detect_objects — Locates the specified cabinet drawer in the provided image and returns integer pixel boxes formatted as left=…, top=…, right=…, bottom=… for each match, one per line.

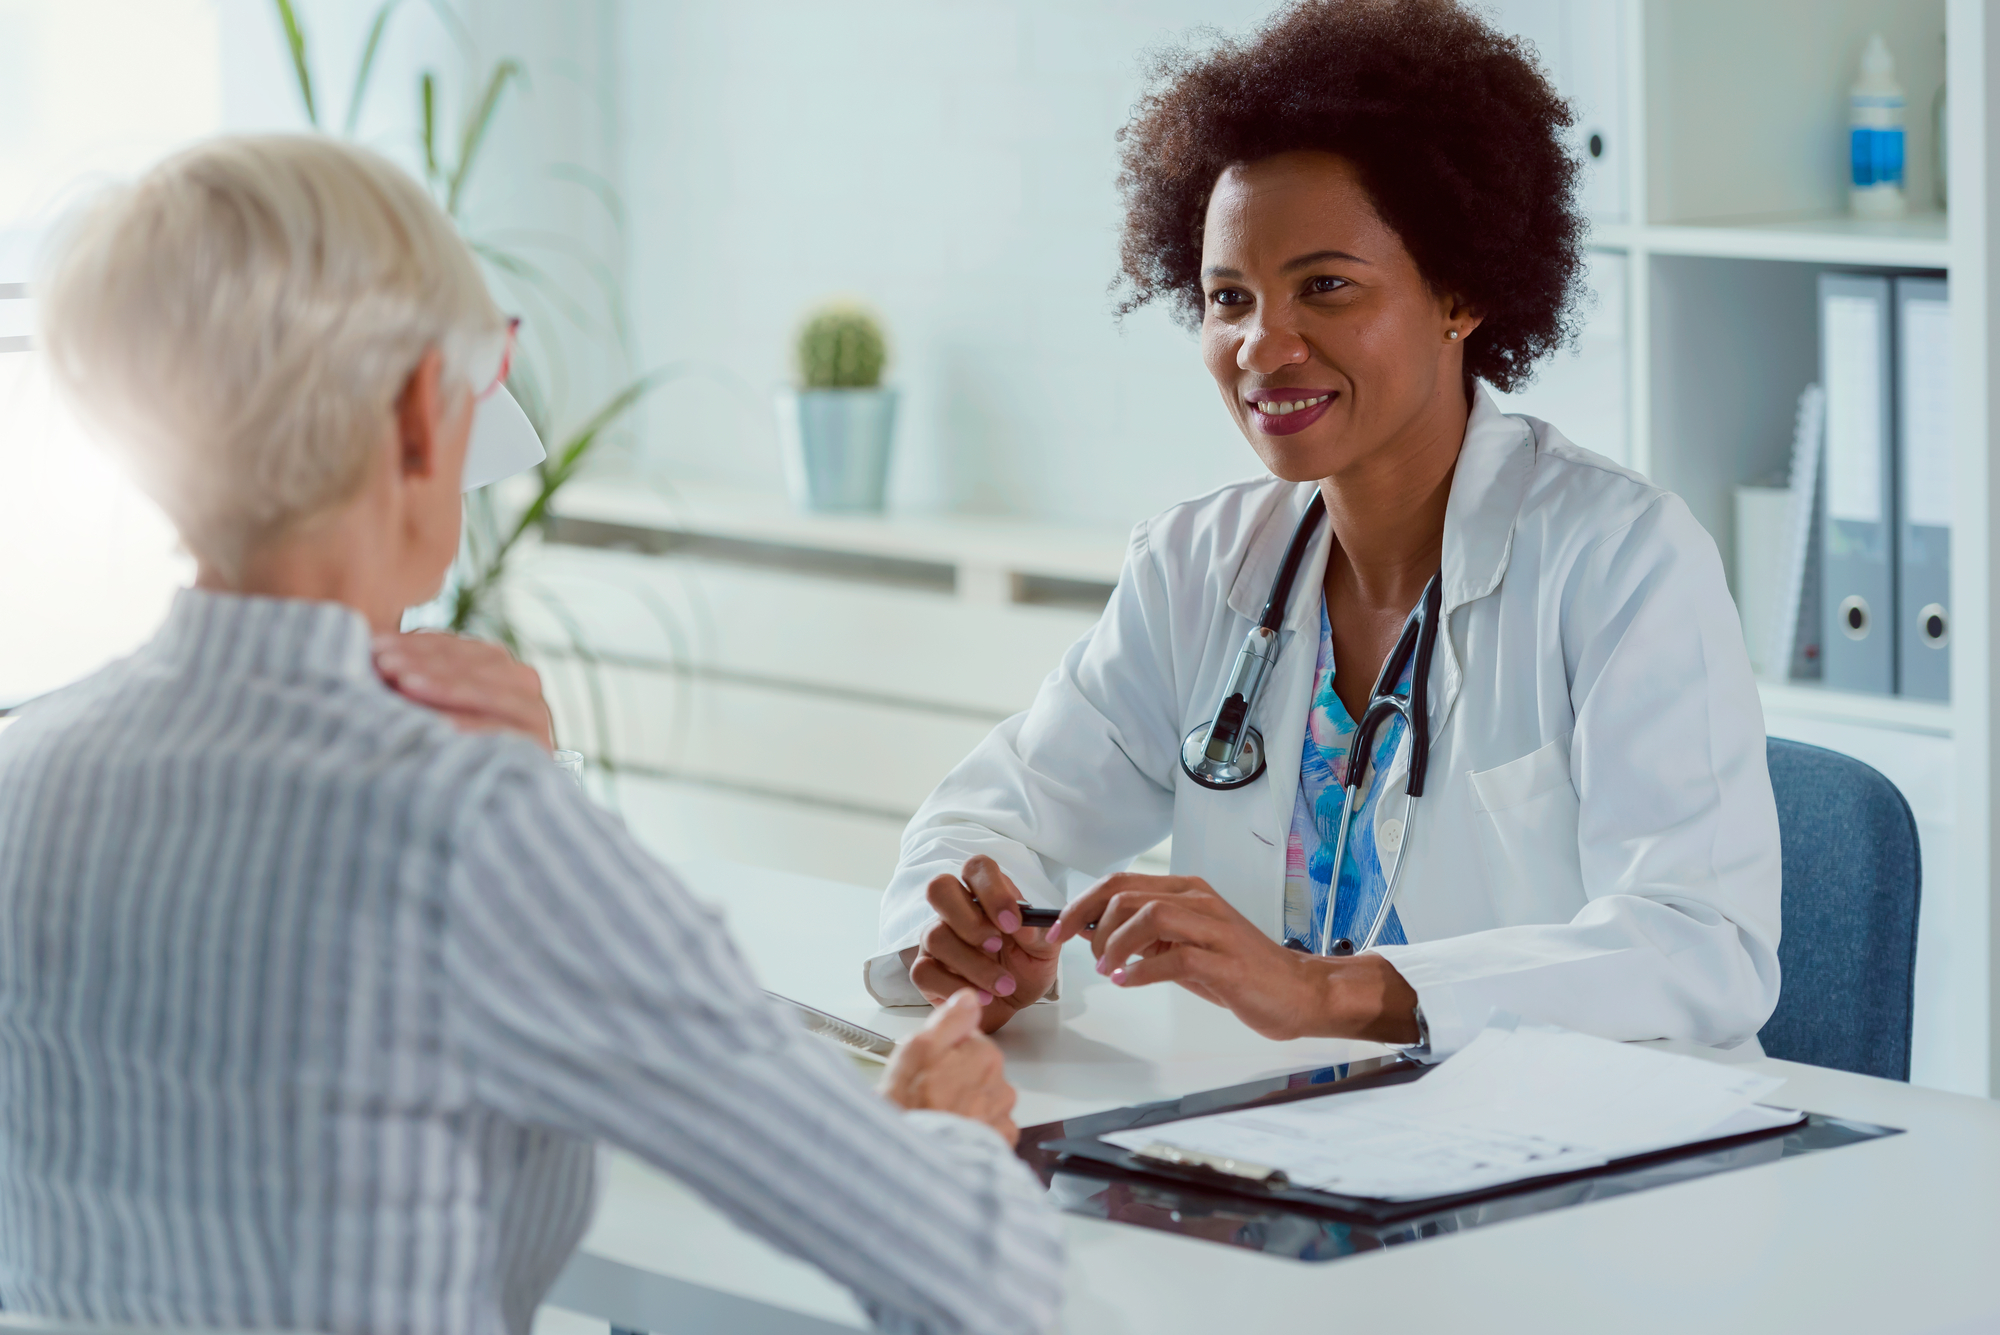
left=506, top=542, right=1101, bottom=717
left=611, top=770, right=911, bottom=892
left=535, top=656, right=1000, bottom=815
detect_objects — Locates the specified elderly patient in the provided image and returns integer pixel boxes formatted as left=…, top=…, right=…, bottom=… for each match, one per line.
left=0, top=135, right=1061, bottom=1335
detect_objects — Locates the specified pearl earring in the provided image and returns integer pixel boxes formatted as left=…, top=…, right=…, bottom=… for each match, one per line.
left=1447, top=329, right=1460, bottom=341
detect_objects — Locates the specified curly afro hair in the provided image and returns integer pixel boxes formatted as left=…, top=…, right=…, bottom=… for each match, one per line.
left=1116, top=0, right=1585, bottom=392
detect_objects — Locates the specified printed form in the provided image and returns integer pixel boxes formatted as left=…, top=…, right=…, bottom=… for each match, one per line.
left=1102, top=1022, right=1799, bottom=1202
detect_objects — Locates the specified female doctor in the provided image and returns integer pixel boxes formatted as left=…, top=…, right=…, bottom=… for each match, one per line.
left=867, top=0, right=1782, bottom=1058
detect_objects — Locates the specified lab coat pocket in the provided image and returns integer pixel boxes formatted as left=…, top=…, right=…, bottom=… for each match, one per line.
left=1466, top=736, right=1586, bottom=915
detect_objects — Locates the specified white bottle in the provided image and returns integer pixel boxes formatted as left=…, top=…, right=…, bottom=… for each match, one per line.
left=1850, top=33, right=1906, bottom=218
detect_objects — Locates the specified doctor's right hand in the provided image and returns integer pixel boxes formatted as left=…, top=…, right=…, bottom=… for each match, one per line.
left=910, top=856, right=1061, bottom=1034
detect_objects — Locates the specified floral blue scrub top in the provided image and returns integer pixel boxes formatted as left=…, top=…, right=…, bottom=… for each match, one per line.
left=1282, top=599, right=1413, bottom=952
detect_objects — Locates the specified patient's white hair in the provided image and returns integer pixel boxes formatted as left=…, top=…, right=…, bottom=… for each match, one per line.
left=39, top=134, right=504, bottom=581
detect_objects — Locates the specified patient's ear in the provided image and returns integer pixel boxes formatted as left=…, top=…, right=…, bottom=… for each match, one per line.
left=395, top=349, right=449, bottom=480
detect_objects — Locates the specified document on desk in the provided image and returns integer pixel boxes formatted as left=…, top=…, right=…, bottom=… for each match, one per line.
left=1100, top=1022, right=1799, bottom=1202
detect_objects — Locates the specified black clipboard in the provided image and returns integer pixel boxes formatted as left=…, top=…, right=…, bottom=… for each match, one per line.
left=1022, top=1056, right=1900, bottom=1233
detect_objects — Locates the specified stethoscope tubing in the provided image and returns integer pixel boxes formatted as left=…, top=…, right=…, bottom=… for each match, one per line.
left=1177, top=491, right=1445, bottom=959
left=1311, top=574, right=1443, bottom=957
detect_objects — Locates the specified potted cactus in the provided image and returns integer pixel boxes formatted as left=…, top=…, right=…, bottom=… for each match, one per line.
left=775, top=302, right=898, bottom=512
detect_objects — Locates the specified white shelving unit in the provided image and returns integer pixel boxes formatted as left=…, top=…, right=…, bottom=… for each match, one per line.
left=1567, top=0, right=1994, bottom=1095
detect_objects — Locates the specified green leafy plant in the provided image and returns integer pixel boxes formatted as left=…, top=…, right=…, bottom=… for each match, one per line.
left=272, top=0, right=685, bottom=778
left=797, top=303, right=888, bottom=389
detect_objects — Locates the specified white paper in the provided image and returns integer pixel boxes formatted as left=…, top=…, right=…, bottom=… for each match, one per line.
left=1768, top=383, right=1825, bottom=680
left=1103, top=1023, right=1793, bottom=1203
left=1823, top=293, right=1885, bottom=524
left=1901, top=295, right=1952, bottom=530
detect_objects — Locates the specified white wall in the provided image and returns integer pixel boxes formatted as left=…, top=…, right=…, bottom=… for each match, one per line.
left=618, top=0, right=1273, bottom=532
left=615, top=0, right=1634, bottom=529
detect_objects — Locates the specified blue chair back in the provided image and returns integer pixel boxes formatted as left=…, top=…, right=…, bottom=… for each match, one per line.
left=1760, top=737, right=1921, bottom=1081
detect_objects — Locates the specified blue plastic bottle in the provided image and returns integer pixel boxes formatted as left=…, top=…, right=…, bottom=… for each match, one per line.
left=1851, top=33, right=1907, bottom=218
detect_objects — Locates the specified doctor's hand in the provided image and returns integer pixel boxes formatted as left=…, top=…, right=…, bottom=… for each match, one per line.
left=372, top=631, right=555, bottom=753
left=878, top=988, right=1020, bottom=1145
left=1051, top=873, right=1420, bottom=1045
left=909, top=856, right=1062, bottom=1034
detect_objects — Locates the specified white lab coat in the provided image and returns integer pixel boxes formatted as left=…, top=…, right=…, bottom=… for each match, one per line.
left=869, top=388, right=1782, bottom=1057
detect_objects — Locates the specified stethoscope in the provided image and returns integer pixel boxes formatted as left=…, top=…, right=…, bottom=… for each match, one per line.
left=1178, top=492, right=1444, bottom=958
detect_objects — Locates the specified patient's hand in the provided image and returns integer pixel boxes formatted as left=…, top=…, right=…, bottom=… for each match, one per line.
left=910, top=856, right=1061, bottom=1034
left=372, top=632, right=555, bottom=753
left=879, top=989, right=1019, bottom=1145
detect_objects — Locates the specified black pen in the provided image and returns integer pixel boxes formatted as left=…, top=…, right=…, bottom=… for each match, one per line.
left=969, top=894, right=1094, bottom=931
left=1015, top=903, right=1096, bottom=931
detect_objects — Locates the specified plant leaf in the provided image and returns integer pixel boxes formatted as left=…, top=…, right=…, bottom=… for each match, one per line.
left=343, top=0, right=405, bottom=136
left=446, top=59, right=524, bottom=217
left=271, top=0, right=318, bottom=127
left=468, top=238, right=599, bottom=336
left=547, top=163, right=628, bottom=236
left=420, top=71, right=439, bottom=184
left=475, top=227, right=630, bottom=342
left=457, top=366, right=685, bottom=621
left=521, top=579, right=618, bottom=783
left=421, top=0, right=476, bottom=64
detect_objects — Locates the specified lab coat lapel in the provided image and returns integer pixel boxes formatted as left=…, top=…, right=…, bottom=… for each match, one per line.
left=1431, top=390, right=1537, bottom=737
left=1223, top=481, right=1323, bottom=625
left=1197, top=481, right=1325, bottom=941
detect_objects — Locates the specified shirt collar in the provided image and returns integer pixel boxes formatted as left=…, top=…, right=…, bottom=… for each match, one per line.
left=1225, top=384, right=1536, bottom=626
left=146, top=588, right=378, bottom=685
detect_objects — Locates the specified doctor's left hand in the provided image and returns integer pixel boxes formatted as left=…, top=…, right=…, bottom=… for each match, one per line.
left=1051, top=873, right=1420, bottom=1045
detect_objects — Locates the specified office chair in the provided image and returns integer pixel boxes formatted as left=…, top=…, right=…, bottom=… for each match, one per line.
left=1759, top=737, right=1922, bottom=1081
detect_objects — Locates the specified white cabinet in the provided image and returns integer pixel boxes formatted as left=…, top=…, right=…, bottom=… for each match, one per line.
left=505, top=481, right=1155, bottom=891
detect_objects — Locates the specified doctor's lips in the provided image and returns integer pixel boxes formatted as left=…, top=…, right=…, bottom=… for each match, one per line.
left=1245, top=388, right=1337, bottom=436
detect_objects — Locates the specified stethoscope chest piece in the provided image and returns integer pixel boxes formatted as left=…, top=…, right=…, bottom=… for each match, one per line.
left=1180, top=721, right=1267, bottom=790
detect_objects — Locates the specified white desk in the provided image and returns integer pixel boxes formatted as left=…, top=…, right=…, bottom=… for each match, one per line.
left=546, top=859, right=2000, bottom=1334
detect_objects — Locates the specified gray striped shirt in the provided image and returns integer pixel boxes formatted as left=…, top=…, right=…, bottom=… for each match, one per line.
left=0, top=590, right=1061, bottom=1335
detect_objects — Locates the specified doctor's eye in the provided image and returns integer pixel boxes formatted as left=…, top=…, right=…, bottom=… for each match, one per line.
left=1206, top=287, right=1251, bottom=309
left=1304, top=275, right=1351, bottom=295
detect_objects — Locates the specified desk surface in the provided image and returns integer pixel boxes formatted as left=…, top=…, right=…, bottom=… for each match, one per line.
left=555, top=859, right=2000, bottom=1335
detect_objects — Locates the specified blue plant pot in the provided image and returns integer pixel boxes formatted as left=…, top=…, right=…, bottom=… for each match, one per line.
left=775, top=388, right=898, bottom=513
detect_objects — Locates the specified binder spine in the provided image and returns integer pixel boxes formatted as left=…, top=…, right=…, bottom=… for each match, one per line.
left=1895, top=276, right=1951, bottom=701
left=1819, top=274, right=1897, bottom=696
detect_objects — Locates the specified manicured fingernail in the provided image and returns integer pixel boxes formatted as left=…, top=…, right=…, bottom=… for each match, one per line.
left=1110, top=967, right=1128, bottom=985
left=993, top=974, right=1017, bottom=997
left=1096, top=955, right=1111, bottom=975
left=402, top=674, right=432, bottom=692
left=997, top=910, right=1021, bottom=934
left=976, top=989, right=994, bottom=1006
left=1045, top=921, right=1066, bottom=943
left=983, top=936, right=1003, bottom=954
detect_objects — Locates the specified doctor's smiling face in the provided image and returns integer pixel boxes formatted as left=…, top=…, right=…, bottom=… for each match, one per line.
left=1199, top=151, right=1482, bottom=485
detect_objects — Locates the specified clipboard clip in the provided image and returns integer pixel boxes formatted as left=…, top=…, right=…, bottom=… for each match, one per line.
left=1131, top=1141, right=1291, bottom=1191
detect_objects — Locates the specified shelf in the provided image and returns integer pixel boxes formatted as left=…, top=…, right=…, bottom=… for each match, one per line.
left=545, top=476, right=1132, bottom=605
left=1589, top=214, right=1949, bottom=269
left=1756, top=680, right=1953, bottom=738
